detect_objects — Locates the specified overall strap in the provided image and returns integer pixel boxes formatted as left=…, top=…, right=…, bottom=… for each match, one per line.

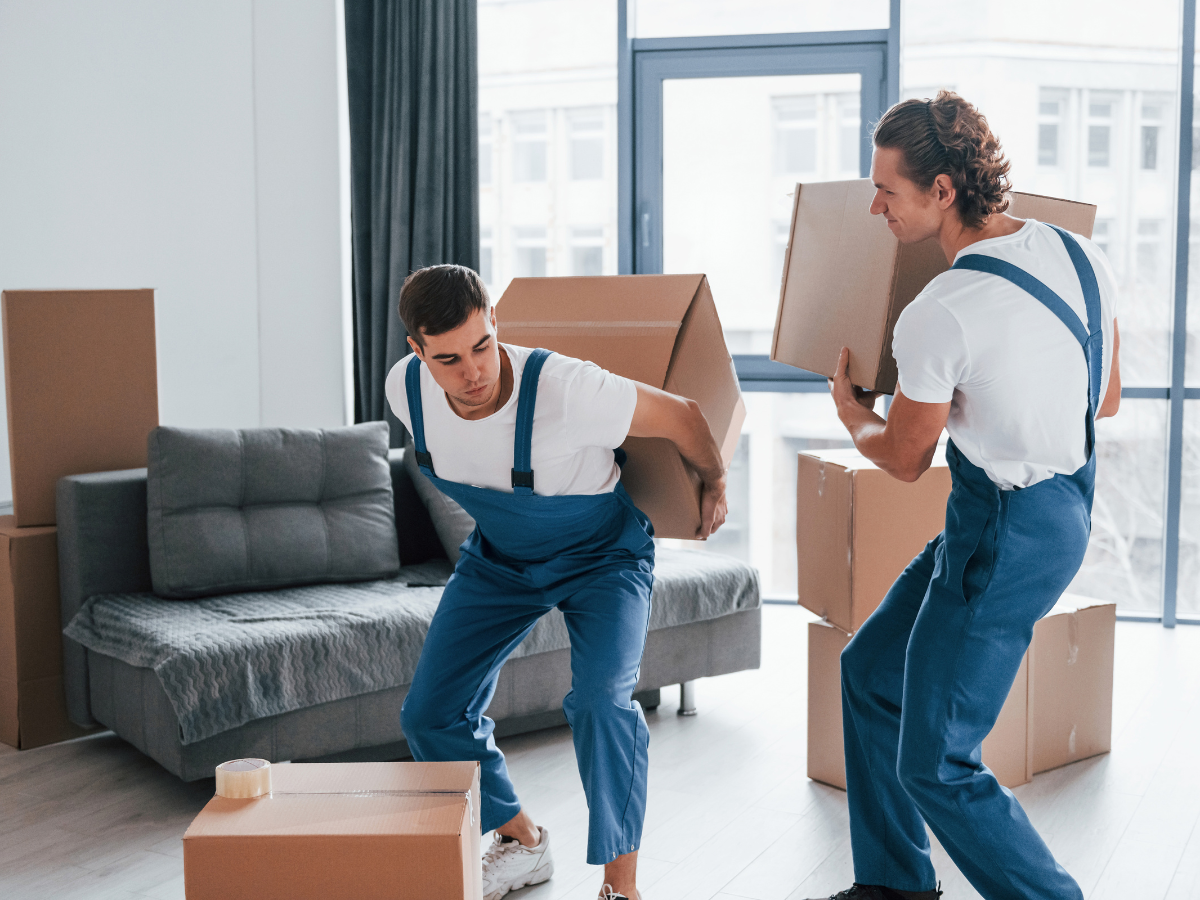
left=512, top=348, right=552, bottom=494
left=404, top=355, right=436, bottom=477
left=953, top=224, right=1104, bottom=453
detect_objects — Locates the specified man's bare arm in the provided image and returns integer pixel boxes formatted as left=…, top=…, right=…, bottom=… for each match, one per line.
left=1096, top=318, right=1121, bottom=420
left=829, top=347, right=950, bottom=483
left=628, top=383, right=728, bottom=538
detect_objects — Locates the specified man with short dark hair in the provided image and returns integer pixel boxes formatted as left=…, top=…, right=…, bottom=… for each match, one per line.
left=385, top=264, right=729, bottom=900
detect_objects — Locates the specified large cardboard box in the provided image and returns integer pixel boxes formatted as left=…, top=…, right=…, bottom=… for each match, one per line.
left=0, top=517, right=93, bottom=748
left=496, top=275, right=745, bottom=539
left=2, top=289, right=158, bottom=526
left=1031, top=596, right=1115, bottom=774
left=184, top=761, right=482, bottom=900
left=797, top=449, right=951, bottom=634
left=807, top=621, right=1031, bottom=790
left=771, top=183, right=1098, bottom=392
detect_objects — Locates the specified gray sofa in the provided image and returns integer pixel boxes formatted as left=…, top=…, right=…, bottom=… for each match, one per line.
left=57, top=435, right=761, bottom=781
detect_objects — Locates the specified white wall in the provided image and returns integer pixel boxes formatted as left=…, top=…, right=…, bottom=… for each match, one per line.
left=0, top=0, right=350, bottom=504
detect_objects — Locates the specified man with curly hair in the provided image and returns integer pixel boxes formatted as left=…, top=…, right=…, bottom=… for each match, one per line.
left=808, top=91, right=1121, bottom=900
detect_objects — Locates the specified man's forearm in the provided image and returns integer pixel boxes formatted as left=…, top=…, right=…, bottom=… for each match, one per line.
left=675, top=400, right=725, bottom=483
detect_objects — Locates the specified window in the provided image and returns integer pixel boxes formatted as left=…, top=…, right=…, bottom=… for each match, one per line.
left=1136, top=219, right=1164, bottom=285
left=1092, top=219, right=1112, bottom=260
left=479, top=114, right=493, bottom=186
left=1087, top=95, right=1116, bottom=167
left=570, top=226, right=604, bottom=275
left=773, top=95, right=818, bottom=174
left=568, top=108, right=604, bottom=180
left=773, top=220, right=789, bottom=284
left=512, top=111, right=548, bottom=183
left=479, top=227, right=494, bottom=285
left=837, top=92, right=860, bottom=174
left=1141, top=99, right=1163, bottom=171
left=513, top=226, right=547, bottom=277
left=1038, top=89, right=1066, bottom=167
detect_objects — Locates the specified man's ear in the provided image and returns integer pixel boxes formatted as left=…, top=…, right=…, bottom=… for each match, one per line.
left=934, top=173, right=956, bottom=211
left=407, top=334, right=424, bottom=360
left=489, top=306, right=497, bottom=330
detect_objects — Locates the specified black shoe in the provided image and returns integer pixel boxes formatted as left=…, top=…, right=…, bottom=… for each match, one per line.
left=806, top=884, right=942, bottom=900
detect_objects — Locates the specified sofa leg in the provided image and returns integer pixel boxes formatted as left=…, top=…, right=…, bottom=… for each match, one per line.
left=678, top=681, right=697, bottom=717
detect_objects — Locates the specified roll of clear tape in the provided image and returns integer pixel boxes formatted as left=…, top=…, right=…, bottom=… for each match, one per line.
left=215, top=758, right=272, bottom=799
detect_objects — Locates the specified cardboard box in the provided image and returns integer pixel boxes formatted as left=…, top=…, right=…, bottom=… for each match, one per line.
left=184, top=761, right=482, bottom=900
left=496, top=275, right=745, bottom=539
left=797, top=449, right=951, bottom=634
left=808, top=621, right=1031, bottom=790
left=771, top=183, right=1098, bottom=393
left=1031, top=596, right=1115, bottom=774
left=3, top=289, right=158, bottom=526
left=0, top=516, right=94, bottom=748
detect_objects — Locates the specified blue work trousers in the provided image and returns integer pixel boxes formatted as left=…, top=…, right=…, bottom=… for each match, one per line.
left=401, top=549, right=653, bottom=865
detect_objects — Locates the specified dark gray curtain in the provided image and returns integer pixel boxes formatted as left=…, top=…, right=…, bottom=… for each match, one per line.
left=345, top=0, right=479, bottom=445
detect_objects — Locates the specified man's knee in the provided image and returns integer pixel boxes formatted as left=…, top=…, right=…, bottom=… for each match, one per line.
left=895, top=726, right=943, bottom=807
left=564, top=683, right=633, bottom=723
left=400, top=686, right=452, bottom=741
left=840, top=632, right=875, bottom=700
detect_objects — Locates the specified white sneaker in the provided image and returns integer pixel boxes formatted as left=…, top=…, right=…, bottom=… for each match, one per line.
left=598, top=886, right=642, bottom=900
left=482, top=826, right=554, bottom=900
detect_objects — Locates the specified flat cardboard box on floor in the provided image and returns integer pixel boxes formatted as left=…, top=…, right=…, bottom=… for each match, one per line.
left=497, top=275, right=745, bottom=539
left=807, top=621, right=1032, bottom=791
left=1031, top=595, right=1115, bottom=773
left=184, top=761, right=482, bottom=900
left=771, top=182, right=1098, bottom=393
left=0, top=516, right=94, bottom=748
left=2, top=289, right=158, bottom=526
left=797, top=448, right=951, bottom=634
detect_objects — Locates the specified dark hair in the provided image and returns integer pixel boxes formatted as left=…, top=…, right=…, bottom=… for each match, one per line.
left=872, top=90, right=1011, bottom=229
left=398, top=264, right=490, bottom=347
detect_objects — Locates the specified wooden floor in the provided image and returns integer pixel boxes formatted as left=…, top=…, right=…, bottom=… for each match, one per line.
left=2, top=605, right=1198, bottom=899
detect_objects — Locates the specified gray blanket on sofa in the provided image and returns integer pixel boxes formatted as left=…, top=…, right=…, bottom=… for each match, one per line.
left=64, top=549, right=759, bottom=745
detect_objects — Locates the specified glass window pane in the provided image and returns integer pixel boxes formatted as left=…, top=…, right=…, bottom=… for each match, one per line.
left=1176, top=401, right=1200, bottom=616
left=902, top=11, right=1179, bottom=388
left=479, top=1, right=617, bottom=295
left=1067, top=399, right=1166, bottom=615
left=656, top=393, right=854, bottom=598
left=480, top=227, right=494, bottom=286
left=633, top=0, right=888, bottom=38
left=663, top=72, right=862, bottom=353
left=514, top=226, right=547, bottom=277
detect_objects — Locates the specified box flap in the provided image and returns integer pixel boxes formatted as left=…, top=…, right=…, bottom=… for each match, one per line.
left=799, top=446, right=948, bottom=472
left=496, top=275, right=704, bottom=389
left=1044, top=594, right=1116, bottom=618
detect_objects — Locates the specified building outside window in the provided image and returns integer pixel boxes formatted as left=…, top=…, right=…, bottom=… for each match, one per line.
left=772, top=95, right=818, bottom=175
left=479, top=113, right=493, bottom=186
left=511, top=110, right=548, bottom=182
left=571, top=226, right=604, bottom=275
left=513, top=226, right=547, bottom=277
left=1136, top=219, right=1164, bottom=285
left=568, top=108, right=605, bottom=180
left=1087, top=94, right=1116, bottom=167
left=1142, top=99, right=1162, bottom=171
left=1038, top=88, right=1067, bottom=167
left=479, top=227, right=494, bottom=286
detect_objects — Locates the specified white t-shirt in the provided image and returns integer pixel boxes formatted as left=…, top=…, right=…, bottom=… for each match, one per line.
left=892, top=219, right=1117, bottom=490
left=384, top=344, right=638, bottom=495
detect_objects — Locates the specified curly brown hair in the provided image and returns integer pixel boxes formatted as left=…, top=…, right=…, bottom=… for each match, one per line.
left=872, top=90, right=1012, bottom=229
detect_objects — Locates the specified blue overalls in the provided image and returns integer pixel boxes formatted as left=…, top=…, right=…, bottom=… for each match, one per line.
left=399, top=348, right=656, bottom=865
left=840, top=225, right=1101, bottom=900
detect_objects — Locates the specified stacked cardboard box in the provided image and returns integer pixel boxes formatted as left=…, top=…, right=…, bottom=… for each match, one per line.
left=184, top=761, right=483, bottom=900
left=799, top=449, right=1116, bottom=790
left=0, top=289, right=158, bottom=748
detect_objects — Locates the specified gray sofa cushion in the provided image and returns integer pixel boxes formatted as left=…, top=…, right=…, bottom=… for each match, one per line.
left=402, top=435, right=476, bottom=563
left=146, top=423, right=399, bottom=598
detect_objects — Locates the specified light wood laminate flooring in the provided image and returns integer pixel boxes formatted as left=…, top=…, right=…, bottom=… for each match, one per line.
left=1, top=605, right=1197, bottom=899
